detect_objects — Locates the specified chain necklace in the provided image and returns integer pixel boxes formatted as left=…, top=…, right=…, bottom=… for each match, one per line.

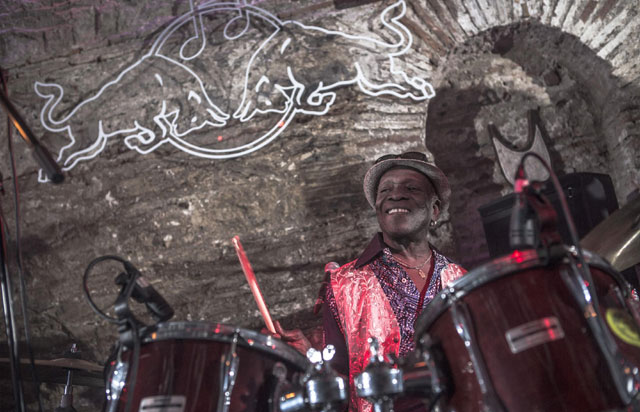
left=393, top=252, right=433, bottom=279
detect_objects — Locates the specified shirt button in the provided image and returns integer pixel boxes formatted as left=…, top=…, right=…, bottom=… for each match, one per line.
left=393, top=337, right=399, bottom=343
left=401, top=278, right=407, bottom=283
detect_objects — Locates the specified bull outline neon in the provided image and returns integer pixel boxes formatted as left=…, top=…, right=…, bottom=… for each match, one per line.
left=34, top=0, right=434, bottom=182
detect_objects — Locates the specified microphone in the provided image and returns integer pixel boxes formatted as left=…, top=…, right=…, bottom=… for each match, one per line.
left=117, top=262, right=174, bottom=322
left=0, top=89, right=64, bottom=183
left=314, top=262, right=341, bottom=314
left=509, top=164, right=536, bottom=250
left=324, top=262, right=340, bottom=273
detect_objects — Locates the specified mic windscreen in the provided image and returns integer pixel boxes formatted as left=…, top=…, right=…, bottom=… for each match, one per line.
left=325, top=262, right=340, bottom=273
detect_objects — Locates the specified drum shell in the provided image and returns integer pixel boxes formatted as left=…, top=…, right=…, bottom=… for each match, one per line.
left=416, top=252, right=640, bottom=412
left=110, top=322, right=309, bottom=412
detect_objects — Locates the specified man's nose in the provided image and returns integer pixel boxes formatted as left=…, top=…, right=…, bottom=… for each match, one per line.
left=388, top=186, right=409, bottom=199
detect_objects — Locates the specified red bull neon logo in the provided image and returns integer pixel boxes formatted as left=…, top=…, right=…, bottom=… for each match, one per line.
left=34, top=0, right=434, bottom=182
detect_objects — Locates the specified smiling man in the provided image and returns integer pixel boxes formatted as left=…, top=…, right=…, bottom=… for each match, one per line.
left=324, top=151, right=466, bottom=412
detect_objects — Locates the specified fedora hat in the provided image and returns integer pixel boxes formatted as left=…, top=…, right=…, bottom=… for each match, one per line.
left=363, top=152, right=451, bottom=211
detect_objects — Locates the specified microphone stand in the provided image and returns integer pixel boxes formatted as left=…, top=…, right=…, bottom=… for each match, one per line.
left=522, top=183, right=564, bottom=262
left=0, top=90, right=64, bottom=184
left=509, top=164, right=564, bottom=263
left=0, top=69, right=64, bottom=412
left=0, top=173, right=26, bottom=412
left=83, top=255, right=174, bottom=412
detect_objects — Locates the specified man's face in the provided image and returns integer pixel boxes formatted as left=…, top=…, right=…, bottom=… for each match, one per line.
left=375, top=167, right=440, bottom=240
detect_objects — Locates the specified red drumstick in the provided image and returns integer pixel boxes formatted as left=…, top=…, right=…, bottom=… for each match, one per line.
left=232, top=236, right=276, bottom=334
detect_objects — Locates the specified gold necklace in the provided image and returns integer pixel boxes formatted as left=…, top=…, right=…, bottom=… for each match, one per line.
left=393, top=252, right=433, bottom=279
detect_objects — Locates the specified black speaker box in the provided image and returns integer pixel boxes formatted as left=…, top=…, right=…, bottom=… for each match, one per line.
left=478, top=172, right=619, bottom=259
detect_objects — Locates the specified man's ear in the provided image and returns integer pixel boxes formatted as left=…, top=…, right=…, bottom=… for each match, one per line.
left=432, top=198, right=441, bottom=221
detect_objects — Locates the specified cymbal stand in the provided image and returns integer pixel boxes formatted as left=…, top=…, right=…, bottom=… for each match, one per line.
left=54, top=369, right=77, bottom=412
left=55, top=344, right=79, bottom=412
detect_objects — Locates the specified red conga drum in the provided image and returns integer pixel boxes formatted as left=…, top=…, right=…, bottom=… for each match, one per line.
left=105, top=322, right=310, bottom=412
left=415, top=249, right=640, bottom=411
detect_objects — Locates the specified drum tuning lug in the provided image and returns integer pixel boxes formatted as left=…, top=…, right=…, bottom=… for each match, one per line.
left=104, top=347, right=129, bottom=412
left=217, top=332, right=240, bottom=412
left=322, top=345, right=335, bottom=362
left=270, top=362, right=290, bottom=412
left=354, top=337, right=404, bottom=412
left=306, top=348, right=323, bottom=365
left=418, top=334, right=436, bottom=350
left=367, top=337, right=385, bottom=363
left=279, top=346, right=347, bottom=412
left=387, top=352, right=399, bottom=364
left=271, top=362, right=288, bottom=380
left=568, top=245, right=578, bottom=256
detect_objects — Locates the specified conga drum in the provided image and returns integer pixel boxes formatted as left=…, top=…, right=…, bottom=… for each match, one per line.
left=105, top=322, right=310, bottom=412
left=415, top=249, right=640, bottom=411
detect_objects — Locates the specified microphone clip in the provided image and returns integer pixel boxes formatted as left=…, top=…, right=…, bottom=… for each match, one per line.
left=113, top=270, right=144, bottom=348
left=510, top=179, right=563, bottom=262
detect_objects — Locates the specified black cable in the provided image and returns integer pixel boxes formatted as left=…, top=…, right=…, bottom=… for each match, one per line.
left=1, top=68, right=44, bottom=412
left=82, top=255, right=129, bottom=324
left=82, top=255, right=144, bottom=412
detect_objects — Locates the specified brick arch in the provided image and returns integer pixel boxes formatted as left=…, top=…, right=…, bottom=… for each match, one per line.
left=406, top=0, right=640, bottom=195
left=404, top=0, right=639, bottom=69
left=417, top=12, right=639, bottom=267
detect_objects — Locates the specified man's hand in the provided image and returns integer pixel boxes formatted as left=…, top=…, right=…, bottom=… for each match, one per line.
left=263, top=321, right=312, bottom=356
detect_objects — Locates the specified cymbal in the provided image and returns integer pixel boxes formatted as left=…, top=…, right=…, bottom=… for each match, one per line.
left=0, top=357, right=104, bottom=387
left=581, top=195, right=640, bottom=271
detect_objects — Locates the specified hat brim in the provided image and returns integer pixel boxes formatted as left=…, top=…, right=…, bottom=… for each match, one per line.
left=363, top=159, right=451, bottom=211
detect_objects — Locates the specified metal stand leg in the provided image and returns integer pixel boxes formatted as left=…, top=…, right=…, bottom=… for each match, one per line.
left=0, top=190, right=25, bottom=412
left=54, top=370, right=77, bottom=412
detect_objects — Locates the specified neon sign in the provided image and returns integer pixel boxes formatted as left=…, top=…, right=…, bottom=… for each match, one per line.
left=34, top=0, right=434, bottom=182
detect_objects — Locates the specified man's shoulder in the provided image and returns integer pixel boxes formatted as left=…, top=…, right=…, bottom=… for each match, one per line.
left=443, top=261, right=467, bottom=275
left=333, top=260, right=357, bottom=276
left=433, top=249, right=467, bottom=288
left=331, top=259, right=374, bottom=281
left=433, top=249, right=465, bottom=271
left=440, top=260, right=467, bottom=287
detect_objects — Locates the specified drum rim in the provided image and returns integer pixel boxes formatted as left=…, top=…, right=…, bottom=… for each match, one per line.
left=141, top=321, right=310, bottom=370
left=414, top=247, right=628, bottom=337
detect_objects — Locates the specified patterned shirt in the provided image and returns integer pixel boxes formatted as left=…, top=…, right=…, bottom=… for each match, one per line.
left=323, top=233, right=464, bottom=375
left=371, top=247, right=449, bottom=356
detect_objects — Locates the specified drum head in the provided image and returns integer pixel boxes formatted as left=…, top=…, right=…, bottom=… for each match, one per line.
left=142, top=321, right=309, bottom=370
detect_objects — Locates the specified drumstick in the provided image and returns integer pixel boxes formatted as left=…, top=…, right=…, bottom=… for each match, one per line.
left=231, top=236, right=276, bottom=334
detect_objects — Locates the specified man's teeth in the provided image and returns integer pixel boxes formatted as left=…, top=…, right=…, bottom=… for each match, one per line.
left=388, top=208, right=409, bottom=215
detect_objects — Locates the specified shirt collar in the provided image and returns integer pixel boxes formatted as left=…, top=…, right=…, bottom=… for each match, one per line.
left=355, top=233, right=447, bottom=270
left=354, top=232, right=387, bottom=268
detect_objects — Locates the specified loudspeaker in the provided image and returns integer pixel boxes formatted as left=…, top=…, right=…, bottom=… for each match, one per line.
left=478, top=172, right=619, bottom=258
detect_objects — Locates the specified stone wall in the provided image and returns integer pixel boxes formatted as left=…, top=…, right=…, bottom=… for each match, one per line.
left=0, top=0, right=639, bottom=410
